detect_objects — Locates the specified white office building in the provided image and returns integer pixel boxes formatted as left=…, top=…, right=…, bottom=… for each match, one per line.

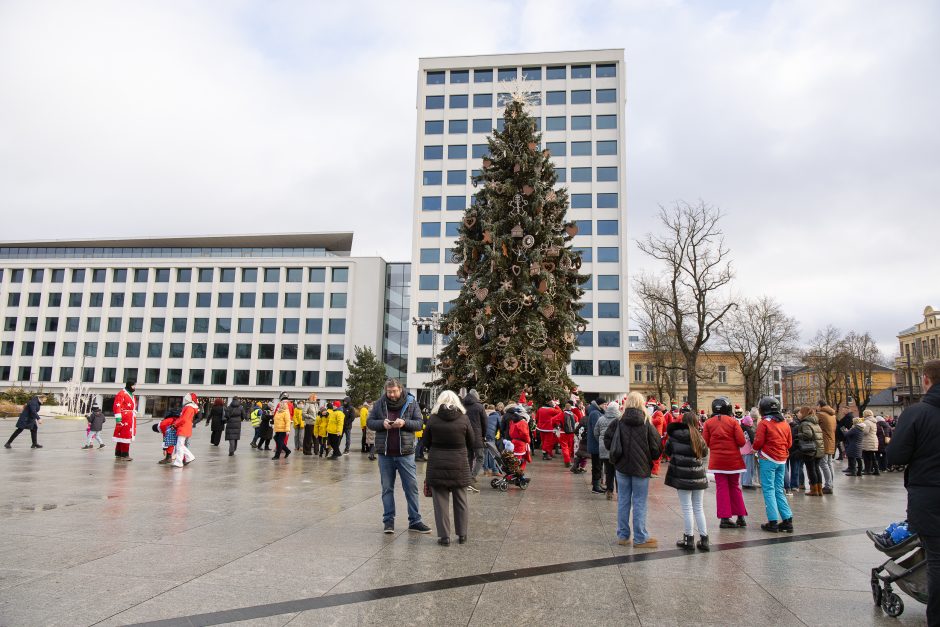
left=0, top=234, right=410, bottom=415
left=408, top=49, right=629, bottom=398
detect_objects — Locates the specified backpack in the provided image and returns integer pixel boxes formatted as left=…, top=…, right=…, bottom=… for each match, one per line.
left=562, top=410, right=576, bottom=434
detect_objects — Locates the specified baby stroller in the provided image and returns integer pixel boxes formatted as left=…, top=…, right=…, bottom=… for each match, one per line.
left=485, top=440, right=529, bottom=491
left=868, top=523, right=928, bottom=617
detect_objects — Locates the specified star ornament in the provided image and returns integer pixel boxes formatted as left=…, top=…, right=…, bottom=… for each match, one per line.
left=501, top=280, right=513, bottom=291
left=497, top=76, right=540, bottom=108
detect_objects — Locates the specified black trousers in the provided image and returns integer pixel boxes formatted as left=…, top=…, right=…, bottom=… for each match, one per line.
left=6, top=427, right=38, bottom=446
left=922, top=534, right=940, bottom=626
left=361, top=429, right=368, bottom=452
left=603, top=459, right=616, bottom=492
left=847, top=456, right=862, bottom=475
left=210, top=429, right=223, bottom=446
left=804, top=457, right=821, bottom=485
left=303, top=424, right=315, bottom=454
left=863, top=451, right=879, bottom=474
left=327, top=433, right=342, bottom=457
left=590, top=453, right=601, bottom=485
left=273, top=432, right=290, bottom=457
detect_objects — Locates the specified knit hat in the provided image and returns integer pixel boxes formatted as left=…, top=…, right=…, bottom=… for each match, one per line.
left=333, top=400, right=341, bottom=408
left=741, top=415, right=754, bottom=427
left=604, top=404, right=621, bottom=419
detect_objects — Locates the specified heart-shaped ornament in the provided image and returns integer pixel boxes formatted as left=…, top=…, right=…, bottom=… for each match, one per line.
left=522, top=184, right=534, bottom=196
left=464, top=215, right=477, bottom=228
left=511, top=264, right=521, bottom=276
left=498, top=300, right=522, bottom=321
left=483, top=159, right=492, bottom=169
left=475, top=287, right=489, bottom=301
left=540, top=304, right=555, bottom=319
left=542, top=261, right=556, bottom=273
left=537, top=279, right=548, bottom=293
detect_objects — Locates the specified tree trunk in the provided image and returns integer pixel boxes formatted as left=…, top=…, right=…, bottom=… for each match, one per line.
left=686, top=353, right=699, bottom=410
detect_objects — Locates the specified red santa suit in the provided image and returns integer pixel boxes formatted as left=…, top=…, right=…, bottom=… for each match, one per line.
left=535, top=405, right=562, bottom=458
left=650, top=409, right=667, bottom=475
left=509, top=417, right=531, bottom=471
left=112, top=386, right=137, bottom=459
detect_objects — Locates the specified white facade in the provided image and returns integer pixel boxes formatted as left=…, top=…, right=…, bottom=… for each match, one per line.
left=0, top=234, right=393, bottom=413
left=408, top=49, right=629, bottom=396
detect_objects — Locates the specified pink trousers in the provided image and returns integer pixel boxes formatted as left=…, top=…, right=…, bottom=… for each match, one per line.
left=714, top=472, right=748, bottom=518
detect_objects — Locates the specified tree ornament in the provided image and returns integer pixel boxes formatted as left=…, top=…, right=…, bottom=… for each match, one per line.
left=510, top=325, right=519, bottom=334
left=497, top=334, right=511, bottom=348
left=529, top=262, right=541, bottom=276
left=564, top=331, right=575, bottom=344
left=498, top=299, right=522, bottom=321
left=464, top=215, right=477, bottom=228
left=475, top=287, right=489, bottom=301
left=546, top=245, right=560, bottom=257
left=542, top=347, right=556, bottom=361
left=542, top=260, right=556, bottom=272
left=511, top=264, right=521, bottom=276
left=475, top=324, right=485, bottom=339
left=483, top=158, right=492, bottom=169
left=560, top=255, right=573, bottom=270
left=503, top=356, right=519, bottom=371
left=527, top=141, right=537, bottom=152
left=458, top=343, right=469, bottom=356
left=510, top=194, right=526, bottom=216
left=565, top=223, right=579, bottom=237
left=540, top=304, right=556, bottom=319
left=547, top=190, right=557, bottom=202
left=513, top=163, right=521, bottom=173
left=483, top=230, right=493, bottom=243
left=537, top=279, right=548, bottom=294
left=500, top=280, right=513, bottom=291
left=577, top=322, right=587, bottom=334
left=521, top=234, right=535, bottom=249
left=521, top=294, right=534, bottom=306
left=522, top=184, right=534, bottom=196
left=511, top=224, right=524, bottom=238
left=502, top=243, right=508, bottom=257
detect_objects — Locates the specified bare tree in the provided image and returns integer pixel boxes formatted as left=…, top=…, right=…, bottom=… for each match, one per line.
left=635, top=291, right=682, bottom=404
left=842, top=331, right=882, bottom=414
left=720, top=296, right=800, bottom=408
left=636, top=200, right=735, bottom=410
left=804, top=326, right=846, bottom=410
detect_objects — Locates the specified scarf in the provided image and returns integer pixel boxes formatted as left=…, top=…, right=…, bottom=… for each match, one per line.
left=385, top=393, right=406, bottom=412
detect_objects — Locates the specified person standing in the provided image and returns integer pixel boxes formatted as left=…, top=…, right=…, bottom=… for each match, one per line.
left=815, top=401, right=837, bottom=494
left=206, top=398, right=225, bottom=446
left=841, top=415, right=865, bottom=477
left=595, top=402, right=620, bottom=501
left=83, top=404, right=106, bottom=449
left=366, top=379, right=431, bottom=534
left=535, top=400, right=562, bottom=461
left=224, top=397, right=244, bottom=456
left=359, top=402, right=371, bottom=453
left=5, top=395, right=43, bottom=449
left=861, top=409, right=880, bottom=475
left=796, top=406, right=825, bottom=496
left=886, top=359, right=940, bottom=627
left=507, top=405, right=532, bottom=471
left=326, top=401, right=345, bottom=458
left=249, top=402, right=263, bottom=448
left=876, top=416, right=891, bottom=472
left=702, top=397, right=748, bottom=529
left=753, top=396, right=794, bottom=533
left=587, top=399, right=606, bottom=494
left=603, top=391, right=662, bottom=548
left=171, top=393, right=198, bottom=467
left=650, top=403, right=667, bottom=477
left=422, top=391, right=474, bottom=546
left=462, top=389, right=488, bottom=487
left=665, top=411, right=710, bottom=551
left=557, top=400, right=577, bottom=468
left=341, top=396, right=356, bottom=454
left=112, top=379, right=138, bottom=461
left=293, top=401, right=306, bottom=452
left=740, top=412, right=757, bottom=488
left=271, top=393, right=293, bottom=460
left=302, top=398, right=318, bottom=455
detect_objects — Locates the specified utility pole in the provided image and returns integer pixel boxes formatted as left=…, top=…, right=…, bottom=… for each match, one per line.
left=411, top=312, right=442, bottom=406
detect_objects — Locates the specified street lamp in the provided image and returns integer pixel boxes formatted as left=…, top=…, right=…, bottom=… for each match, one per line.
left=412, top=312, right=442, bottom=404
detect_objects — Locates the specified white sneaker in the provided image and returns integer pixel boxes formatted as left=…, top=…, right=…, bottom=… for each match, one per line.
left=467, top=485, right=480, bottom=493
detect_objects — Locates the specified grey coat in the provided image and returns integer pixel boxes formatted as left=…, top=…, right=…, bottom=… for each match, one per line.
left=594, top=406, right=620, bottom=459
left=86, top=409, right=106, bottom=432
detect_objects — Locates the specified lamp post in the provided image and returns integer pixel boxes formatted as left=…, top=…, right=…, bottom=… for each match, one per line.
left=412, top=312, right=442, bottom=405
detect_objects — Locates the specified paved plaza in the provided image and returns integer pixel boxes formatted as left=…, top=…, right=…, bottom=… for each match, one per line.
left=0, top=416, right=928, bottom=626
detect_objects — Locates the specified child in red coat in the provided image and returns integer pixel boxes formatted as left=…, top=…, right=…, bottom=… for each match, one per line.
left=508, top=407, right=532, bottom=472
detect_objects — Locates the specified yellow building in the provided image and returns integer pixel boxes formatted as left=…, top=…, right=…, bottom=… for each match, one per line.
left=783, top=362, right=895, bottom=414
left=628, top=349, right=745, bottom=409
left=896, top=305, right=940, bottom=405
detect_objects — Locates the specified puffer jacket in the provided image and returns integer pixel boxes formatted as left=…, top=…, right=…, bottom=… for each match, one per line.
left=86, top=409, right=106, bottom=432
left=861, top=416, right=879, bottom=452
left=366, top=392, right=423, bottom=456
left=16, top=397, right=42, bottom=430
left=664, top=422, right=709, bottom=491
left=327, top=409, right=345, bottom=435
left=462, top=390, right=487, bottom=449
left=272, top=401, right=293, bottom=433
left=816, top=405, right=837, bottom=455
left=842, top=423, right=864, bottom=458
left=208, top=404, right=225, bottom=432
left=594, top=405, right=620, bottom=459
left=797, top=414, right=825, bottom=459
left=422, top=406, right=474, bottom=489
left=224, top=400, right=244, bottom=440
left=603, top=407, right=662, bottom=478
left=586, top=401, right=602, bottom=454
left=702, top=414, right=746, bottom=471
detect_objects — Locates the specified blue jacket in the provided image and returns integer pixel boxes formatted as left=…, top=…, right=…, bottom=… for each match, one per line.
left=366, top=393, right=423, bottom=456
left=485, top=411, right=499, bottom=441
left=16, top=397, right=42, bottom=430
left=587, top=401, right=602, bottom=454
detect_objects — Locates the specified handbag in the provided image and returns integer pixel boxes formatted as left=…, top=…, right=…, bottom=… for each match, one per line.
left=423, top=479, right=432, bottom=497
left=797, top=437, right=817, bottom=457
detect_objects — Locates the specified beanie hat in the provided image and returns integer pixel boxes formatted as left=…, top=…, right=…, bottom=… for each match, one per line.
left=741, top=415, right=753, bottom=427
left=333, top=400, right=341, bottom=408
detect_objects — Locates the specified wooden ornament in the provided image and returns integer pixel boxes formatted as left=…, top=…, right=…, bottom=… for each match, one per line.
left=565, top=223, right=579, bottom=237
left=498, top=299, right=522, bottom=321
left=542, top=148, right=551, bottom=157
left=475, top=287, right=489, bottom=301
left=485, top=305, right=492, bottom=315
left=483, top=230, right=492, bottom=243
left=483, top=158, right=492, bottom=169
left=537, top=279, right=548, bottom=293
left=511, top=264, right=521, bottom=276
left=547, top=190, right=557, bottom=202
left=503, top=356, right=519, bottom=371
left=513, top=163, right=521, bottom=173
left=542, top=261, right=556, bottom=273
left=528, top=142, right=537, bottom=152
left=511, top=224, right=524, bottom=238
left=540, top=304, right=556, bottom=319
left=522, top=184, right=534, bottom=196
left=497, top=334, right=511, bottom=348
left=475, top=324, right=486, bottom=339
left=464, top=215, right=477, bottom=228
left=542, top=347, right=556, bottom=361
left=502, top=243, right=508, bottom=257
left=529, top=262, right=541, bottom=276
left=521, top=294, right=534, bottom=306
left=546, top=245, right=560, bottom=257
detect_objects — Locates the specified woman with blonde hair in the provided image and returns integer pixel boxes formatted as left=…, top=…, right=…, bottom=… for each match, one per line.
left=422, top=390, right=474, bottom=546
left=603, top=391, right=663, bottom=548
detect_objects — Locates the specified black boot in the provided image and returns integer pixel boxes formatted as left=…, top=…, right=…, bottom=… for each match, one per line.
left=719, top=518, right=736, bottom=529
left=591, top=482, right=605, bottom=494
left=735, top=516, right=747, bottom=527
left=676, top=534, right=695, bottom=551
left=778, top=518, right=794, bottom=533
left=697, top=535, right=710, bottom=551
left=761, top=520, right=779, bottom=532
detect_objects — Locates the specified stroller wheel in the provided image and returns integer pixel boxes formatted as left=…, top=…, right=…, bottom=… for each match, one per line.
left=870, top=580, right=882, bottom=607
left=518, top=478, right=528, bottom=490
left=498, top=480, right=508, bottom=492
left=881, top=591, right=903, bottom=617
left=490, top=478, right=500, bottom=489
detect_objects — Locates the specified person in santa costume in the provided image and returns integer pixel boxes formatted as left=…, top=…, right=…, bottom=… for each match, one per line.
left=112, top=379, right=138, bottom=461
left=152, top=407, right=180, bottom=464
left=535, top=400, right=563, bottom=461
left=171, top=393, right=199, bottom=467
left=507, top=405, right=532, bottom=471
left=650, top=403, right=667, bottom=476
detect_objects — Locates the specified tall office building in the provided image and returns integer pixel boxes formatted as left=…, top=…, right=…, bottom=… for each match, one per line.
left=408, top=49, right=628, bottom=399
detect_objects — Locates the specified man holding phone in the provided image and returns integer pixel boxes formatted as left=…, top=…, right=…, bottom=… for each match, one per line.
left=367, top=379, right=432, bottom=535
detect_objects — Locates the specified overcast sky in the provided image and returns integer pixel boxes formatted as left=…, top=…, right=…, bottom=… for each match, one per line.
left=1, top=0, right=936, bottom=357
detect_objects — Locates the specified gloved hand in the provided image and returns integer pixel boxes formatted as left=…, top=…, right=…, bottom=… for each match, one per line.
left=115, top=415, right=122, bottom=424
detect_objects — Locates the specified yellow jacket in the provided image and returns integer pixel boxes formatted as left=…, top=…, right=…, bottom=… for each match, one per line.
left=273, top=401, right=292, bottom=433
left=293, top=407, right=305, bottom=429
left=327, top=409, right=345, bottom=435
left=316, top=413, right=329, bottom=437
left=359, top=407, right=369, bottom=429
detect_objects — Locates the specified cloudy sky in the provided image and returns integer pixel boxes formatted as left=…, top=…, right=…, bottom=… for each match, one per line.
left=1, top=0, right=937, bottom=357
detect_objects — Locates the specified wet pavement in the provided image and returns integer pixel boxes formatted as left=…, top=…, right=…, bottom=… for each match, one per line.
left=0, top=416, right=928, bottom=626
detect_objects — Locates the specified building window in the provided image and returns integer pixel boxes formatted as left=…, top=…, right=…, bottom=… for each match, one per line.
left=302, top=371, right=319, bottom=386
left=285, top=267, right=302, bottom=282
left=21, top=342, right=35, bottom=357
left=600, top=360, right=622, bottom=377
left=444, top=275, right=461, bottom=290
left=472, top=93, right=492, bottom=108
left=497, top=67, right=517, bottom=81
left=101, top=368, right=116, bottom=383
left=446, top=170, right=465, bottom=185
left=596, top=63, right=616, bottom=78
left=210, top=369, right=227, bottom=385
left=596, top=114, right=617, bottom=129
left=448, top=119, right=468, bottom=134
left=424, top=145, right=443, bottom=160
left=423, top=171, right=442, bottom=185
left=284, top=292, right=301, bottom=307
left=279, top=370, right=296, bottom=386
left=305, top=318, right=323, bottom=333
left=596, top=220, right=619, bottom=236
left=546, top=116, right=566, bottom=131
left=597, top=193, right=618, bottom=208
left=242, top=268, right=257, bottom=282
left=596, top=88, right=616, bottom=103
left=233, top=370, right=249, bottom=385
left=570, top=64, right=591, bottom=79
left=330, top=293, right=347, bottom=308
left=306, top=292, right=324, bottom=308
left=238, top=293, right=255, bottom=308
left=328, top=318, right=346, bottom=334
left=598, top=331, right=620, bottom=347
left=304, top=344, right=321, bottom=360
left=521, top=66, right=541, bottom=80
left=580, top=303, right=593, bottom=318
left=546, top=141, right=566, bottom=157
left=718, top=365, right=728, bottom=384
left=332, top=268, right=349, bottom=282
left=472, top=119, right=491, bottom=133
left=449, top=94, right=468, bottom=109
left=450, top=69, right=469, bottom=83
left=191, top=343, right=207, bottom=358
left=258, top=344, right=275, bottom=359
left=419, top=275, right=439, bottom=290
left=215, top=318, right=232, bottom=333
left=145, top=369, right=160, bottom=384
left=577, top=331, right=592, bottom=347
left=7, top=293, right=19, bottom=307
left=220, top=268, right=235, bottom=283
left=426, top=70, right=444, bottom=84
left=327, top=344, right=344, bottom=360
left=425, top=120, right=444, bottom=134
left=189, top=369, right=205, bottom=385
left=325, top=371, right=343, bottom=387
left=419, top=248, right=440, bottom=263
left=597, top=303, right=620, bottom=319
left=194, top=318, right=209, bottom=333
left=213, top=343, right=229, bottom=359
left=48, top=293, right=61, bottom=307
left=596, top=140, right=617, bottom=156
left=571, top=90, right=591, bottom=104
left=474, top=68, right=492, bottom=82
left=571, top=360, right=593, bottom=376
left=235, top=343, right=252, bottom=358
left=169, top=343, right=184, bottom=358
left=597, top=247, right=619, bottom=263
left=262, top=268, right=279, bottom=283
left=167, top=369, right=182, bottom=384
left=571, top=167, right=591, bottom=182
left=282, top=318, right=299, bottom=333
left=146, top=342, right=161, bottom=358
left=426, top=95, right=444, bottom=109
left=571, top=141, right=591, bottom=156
left=597, top=167, right=618, bottom=182
left=545, top=90, right=566, bottom=105
left=259, top=318, right=276, bottom=334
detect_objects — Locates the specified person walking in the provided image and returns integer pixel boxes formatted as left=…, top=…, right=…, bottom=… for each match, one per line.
left=171, top=393, right=198, bottom=467
left=886, top=359, right=940, bottom=627
left=207, top=398, right=226, bottom=447
left=753, top=396, right=794, bottom=533
left=112, top=379, right=138, bottom=461
left=796, top=406, right=826, bottom=496
left=249, top=402, right=263, bottom=448
left=587, top=399, right=606, bottom=494
left=422, top=391, right=474, bottom=546
left=224, top=397, right=244, bottom=456
left=483, top=404, right=500, bottom=476
left=702, top=397, right=748, bottom=529
left=595, top=402, right=620, bottom=501
left=876, top=416, right=891, bottom=472
left=816, top=401, right=837, bottom=494
left=603, top=391, right=662, bottom=549
left=366, top=379, right=431, bottom=534
left=665, top=411, right=710, bottom=551
left=5, top=395, right=43, bottom=449
left=271, top=393, right=293, bottom=460
left=861, top=409, right=880, bottom=475
left=83, top=404, right=106, bottom=449
left=535, top=400, right=562, bottom=461
left=341, top=396, right=356, bottom=454
left=461, top=389, right=488, bottom=488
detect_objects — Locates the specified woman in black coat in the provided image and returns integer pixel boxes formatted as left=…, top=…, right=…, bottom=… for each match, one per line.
left=224, top=398, right=244, bottom=456
left=664, top=413, right=710, bottom=551
left=5, top=396, right=43, bottom=448
left=207, top=398, right=226, bottom=446
left=422, top=391, right=474, bottom=546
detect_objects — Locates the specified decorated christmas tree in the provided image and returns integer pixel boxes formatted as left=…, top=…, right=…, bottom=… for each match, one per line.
left=433, top=82, right=590, bottom=403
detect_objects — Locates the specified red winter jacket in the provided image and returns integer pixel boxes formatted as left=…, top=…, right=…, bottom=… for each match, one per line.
left=174, top=405, right=198, bottom=438
left=753, top=418, right=792, bottom=463
left=535, top=406, right=562, bottom=432
left=650, top=411, right=666, bottom=437
left=702, top=414, right=746, bottom=471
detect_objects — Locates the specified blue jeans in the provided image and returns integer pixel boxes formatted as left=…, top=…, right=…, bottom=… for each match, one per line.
left=615, top=472, right=650, bottom=543
left=483, top=439, right=498, bottom=472
left=760, top=458, right=792, bottom=522
left=377, top=454, right=422, bottom=526
left=742, top=453, right=756, bottom=486
left=789, top=457, right=804, bottom=489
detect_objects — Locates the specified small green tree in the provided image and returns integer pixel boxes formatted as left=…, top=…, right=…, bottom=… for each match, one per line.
left=345, top=346, right=388, bottom=406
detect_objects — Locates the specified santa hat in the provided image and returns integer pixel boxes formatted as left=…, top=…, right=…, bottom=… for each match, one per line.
left=184, top=393, right=198, bottom=405
left=734, top=404, right=741, bottom=410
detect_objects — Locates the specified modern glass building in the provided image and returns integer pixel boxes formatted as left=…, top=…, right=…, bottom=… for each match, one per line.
left=408, top=49, right=629, bottom=397
left=0, top=233, right=408, bottom=414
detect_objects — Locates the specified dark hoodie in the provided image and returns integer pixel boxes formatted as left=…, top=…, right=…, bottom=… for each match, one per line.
left=587, top=400, right=603, bottom=454
left=603, top=407, right=662, bottom=478
left=462, top=389, right=487, bottom=449
left=423, top=405, right=474, bottom=489
left=342, top=396, right=355, bottom=431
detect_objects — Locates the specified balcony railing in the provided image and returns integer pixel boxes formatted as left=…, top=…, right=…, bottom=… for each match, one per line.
left=895, top=384, right=922, bottom=397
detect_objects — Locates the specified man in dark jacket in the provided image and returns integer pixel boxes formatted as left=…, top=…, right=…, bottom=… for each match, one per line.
left=462, top=389, right=488, bottom=489
left=366, top=379, right=431, bottom=535
left=6, top=396, right=43, bottom=448
left=341, top=396, right=356, bottom=453
left=887, top=359, right=940, bottom=626
left=587, top=399, right=606, bottom=493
